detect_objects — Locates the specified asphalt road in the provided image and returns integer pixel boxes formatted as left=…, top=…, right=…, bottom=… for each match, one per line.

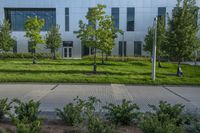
left=0, top=84, right=199, bottom=116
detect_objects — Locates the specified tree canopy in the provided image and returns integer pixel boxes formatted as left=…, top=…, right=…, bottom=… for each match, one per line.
left=46, top=25, right=62, bottom=59
left=0, top=20, right=14, bottom=52
left=166, top=0, right=199, bottom=64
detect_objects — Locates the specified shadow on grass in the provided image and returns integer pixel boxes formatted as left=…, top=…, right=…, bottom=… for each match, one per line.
left=128, top=62, right=149, bottom=66
left=158, top=66, right=170, bottom=69
left=164, top=73, right=177, bottom=77
left=0, top=69, right=151, bottom=76
left=38, top=62, right=125, bottom=67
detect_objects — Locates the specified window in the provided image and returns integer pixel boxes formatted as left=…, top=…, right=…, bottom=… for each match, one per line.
left=13, top=40, right=17, bottom=53
left=82, top=45, right=90, bottom=56
left=63, top=41, right=73, bottom=47
left=127, top=8, right=135, bottom=31
left=65, top=8, right=69, bottom=31
left=28, top=41, right=35, bottom=53
left=158, top=7, right=166, bottom=17
left=119, top=41, right=127, bottom=56
left=111, top=8, right=119, bottom=29
left=5, top=8, right=56, bottom=31
left=134, top=41, right=142, bottom=56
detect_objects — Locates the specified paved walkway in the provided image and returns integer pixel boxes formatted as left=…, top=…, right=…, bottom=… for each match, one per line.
left=0, top=84, right=199, bottom=115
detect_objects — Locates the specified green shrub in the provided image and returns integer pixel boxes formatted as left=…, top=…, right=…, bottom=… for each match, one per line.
left=184, top=112, right=200, bottom=133
left=56, top=102, right=83, bottom=126
left=56, top=96, right=115, bottom=133
left=14, top=118, right=41, bottom=133
left=103, top=99, right=140, bottom=126
left=0, top=129, right=12, bottom=133
left=0, top=98, right=12, bottom=120
left=86, top=113, right=114, bottom=133
left=12, top=99, right=41, bottom=122
left=82, top=97, right=114, bottom=133
left=140, top=114, right=183, bottom=133
left=11, top=99, right=42, bottom=133
left=56, top=96, right=101, bottom=126
left=0, top=52, right=53, bottom=59
left=140, top=101, right=185, bottom=133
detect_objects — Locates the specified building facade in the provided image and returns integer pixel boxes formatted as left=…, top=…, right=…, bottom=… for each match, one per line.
left=0, top=0, right=199, bottom=58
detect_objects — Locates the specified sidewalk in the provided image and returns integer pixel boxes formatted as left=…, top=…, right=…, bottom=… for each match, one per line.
left=0, top=84, right=199, bottom=116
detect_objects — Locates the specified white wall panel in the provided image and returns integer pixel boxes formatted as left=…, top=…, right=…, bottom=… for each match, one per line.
left=0, top=0, right=198, bottom=58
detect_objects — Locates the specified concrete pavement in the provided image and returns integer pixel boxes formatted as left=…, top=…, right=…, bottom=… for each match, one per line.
left=0, top=84, right=199, bottom=115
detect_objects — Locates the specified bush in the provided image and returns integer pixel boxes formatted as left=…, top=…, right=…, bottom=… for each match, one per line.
left=56, top=96, right=115, bottom=132
left=11, top=99, right=42, bottom=133
left=184, top=112, right=200, bottom=133
left=0, top=52, right=53, bottom=59
left=56, top=96, right=101, bottom=126
left=0, top=98, right=12, bottom=120
left=14, top=118, right=42, bottom=133
left=82, top=97, right=114, bottom=133
left=103, top=99, right=140, bottom=126
left=12, top=99, right=41, bottom=122
left=86, top=113, right=114, bottom=133
left=140, top=101, right=185, bottom=133
left=56, top=102, right=83, bottom=126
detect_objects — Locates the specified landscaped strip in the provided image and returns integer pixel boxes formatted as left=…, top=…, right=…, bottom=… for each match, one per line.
left=0, top=59, right=199, bottom=85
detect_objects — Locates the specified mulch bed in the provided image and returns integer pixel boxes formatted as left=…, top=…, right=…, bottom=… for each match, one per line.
left=0, top=119, right=143, bottom=133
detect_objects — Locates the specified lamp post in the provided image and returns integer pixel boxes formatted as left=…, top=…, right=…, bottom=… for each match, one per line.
left=152, top=17, right=157, bottom=81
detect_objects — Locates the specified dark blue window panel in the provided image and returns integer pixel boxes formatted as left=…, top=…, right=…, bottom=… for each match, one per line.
left=5, top=8, right=56, bottom=31
left=119, top=41, right=127, bottom=56
left=13, top=40, right=17, bottom=53
left=65, top=8, right=69, bottom=31
left=63, top=41, right=73, bottom=47
left=158, top=7, right=166, bottom=17
left=127, top=8, right=135, bottom=31
left=112, top=8, right=119, bottom=29
left=134, top=41, right=142, bottom=56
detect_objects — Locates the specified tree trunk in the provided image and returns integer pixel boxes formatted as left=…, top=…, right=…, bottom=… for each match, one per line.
left=32, top=42, right=36, bottom=64
left=194, top=51, right=197, bottom=66
left=101, top=51, right=104, bottom=65
left=53, top=50, right=56, bottom=60
left=158, top=56, right=162, bottom=68
left=93, top=48, right=97, bottom=74
left=177, top=61, right=183, bottom=77
left=106, top=54, right=108, bottom=61
left=32, top=53, right=36, bottom=64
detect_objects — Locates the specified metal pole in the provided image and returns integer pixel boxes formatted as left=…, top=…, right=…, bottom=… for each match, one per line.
left=152, top=17, right=157, bottom=81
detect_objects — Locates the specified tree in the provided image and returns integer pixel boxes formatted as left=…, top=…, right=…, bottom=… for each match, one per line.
left=144, top=17, right=167, bottom=68
left=97, top=15, right=119, bottom=64
left=45, top=25, right=62, bottom=59
left=24, top=16, right=45, bottom=64
left=0, top=20, right=14, bottom=52
left=166, top=0, right=199, bottom=76
left=76, top=4, right=119, bottom=72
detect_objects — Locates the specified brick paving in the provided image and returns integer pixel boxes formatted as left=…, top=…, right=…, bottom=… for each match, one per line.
left=0, top=84, right=199, bottom=114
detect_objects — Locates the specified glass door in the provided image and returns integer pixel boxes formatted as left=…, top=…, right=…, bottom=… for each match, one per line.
left=63, top=47, right=72, bottom=58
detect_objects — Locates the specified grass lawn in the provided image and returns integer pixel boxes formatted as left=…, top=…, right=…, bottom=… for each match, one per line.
left=0, top=58, right=199, bottom=85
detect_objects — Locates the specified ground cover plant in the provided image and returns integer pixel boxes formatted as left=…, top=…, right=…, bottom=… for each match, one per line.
left=0, top=58, right=199, bottom=85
